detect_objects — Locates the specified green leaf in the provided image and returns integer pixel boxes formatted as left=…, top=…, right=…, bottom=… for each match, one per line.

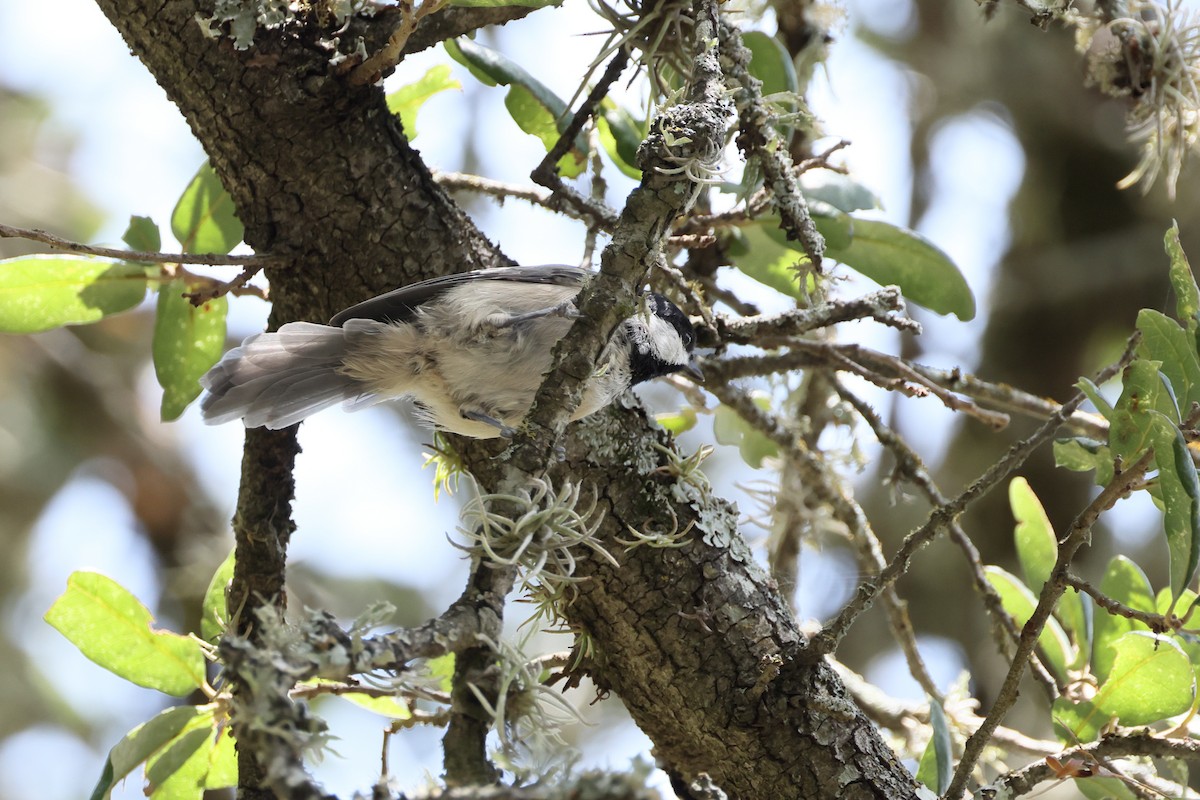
left=1058, top=631, right=1194, bottom=743
left=145, top=719, right=212, bottom=799
left=1120, top=406, right=1200, bottom=601
left=445, top=38, right=586, bottom=177
left=1074, top=777, right=1139, bottom=800
left=0, top=255, right=147, bottom=333
left=713, top=393, right=779, bottom=469
left=654, top=406, right=698, bottom=435
left=914, top=698, right=952, bottom=794
left=91, top=706, right=203, bottom=800
left=153, top=281, right=228, bottom=421
left=726, top=221, right=815, bottom=297
left=1092, top=555, right=1155, bottom=683
left=1156, top=587, right=1200, bottom=701
left=1136, top=309, right=1200, bottom=418
left=1011, top=477, right=1056, bottom=593
left=1161, top=417, right=1200, bottom=599
left=1009, top=478, right=1087, bottom=654
left=727, top=214, right=974, bottom=319
left=89, top=760, right=115, bottom=800
left=1099, top=632, right=1193, bottom=724
left=984, top=565, right=1072, bottom=682
left=1051, top=694, right=1108, bottom=744
left=1109, top=351, right=1200, bottom=601
left=825, top=218, right=975, bottom=320
left=504, top=86, right=586, bottom=177
left=200, top=548, right=235, bottom=643
left=203, top=725, right=236, bottom=790
left=427, top=653, right=456, bottom=693
left=44, top=571, right=206, bottom=696
left=810, top=208, right=853, bottom=250
left=1165, top=221, right=1200, bottom=329
left=597, top=99, right=647, bottom=180
left=1053, top=437, right=1114, bottom=485
left=1110, top=359, right=1171, bottom=462
left=1076, top=376, right=1115, bottom=421
left=123, top=215, right=162, bottom=255
left=444, top=38, right=497, bottom=86
left=386, top=65, right=460, bottom=141
left=725, top=214, right=847, bottom=297
left=171, top=161, right=244, bottom=255
left=742, top=31, right=799, bottom=97
left=801, top=173, right=880, bottom=214
left=336, top=688, right=411, bottom=719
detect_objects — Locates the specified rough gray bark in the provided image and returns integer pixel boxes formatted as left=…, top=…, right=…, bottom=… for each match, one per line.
left=87, top=0, right=920, bottom=797
left=458, top=409, right=919, bottom=799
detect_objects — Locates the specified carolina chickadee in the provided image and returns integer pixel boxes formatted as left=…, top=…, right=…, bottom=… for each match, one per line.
left=199, top=266, right=700, bottom=438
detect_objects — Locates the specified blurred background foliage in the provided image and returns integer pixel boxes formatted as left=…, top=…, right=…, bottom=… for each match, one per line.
left=4, top=0, right=1200, bottom=797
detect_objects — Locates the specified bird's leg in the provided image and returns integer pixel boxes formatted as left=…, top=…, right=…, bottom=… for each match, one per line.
left=486, top=300, right=582, bottom=329
left=461, top=409, right=517, bottom=438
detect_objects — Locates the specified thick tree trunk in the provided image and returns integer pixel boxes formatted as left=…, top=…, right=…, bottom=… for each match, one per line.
left=89, top=1, right=920, bottom=797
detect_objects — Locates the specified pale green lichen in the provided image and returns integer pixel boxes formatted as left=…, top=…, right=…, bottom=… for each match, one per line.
left=196, top=0, right=377, bottom=50
left=455, top=477, right=612, bottom=628
left=465, top=632, right=584, bottom=783
left=1075, top=0, right=1200, bottom=196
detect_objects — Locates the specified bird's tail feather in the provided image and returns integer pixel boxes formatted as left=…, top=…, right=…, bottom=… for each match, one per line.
left=200, top=321, right=378, bottom=429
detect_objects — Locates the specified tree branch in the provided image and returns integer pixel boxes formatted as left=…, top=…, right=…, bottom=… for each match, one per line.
left=1065, top=573, right=1181, bottom=634
left=812, top=334, right=1140, bottom=656
left=944, top=446, right=1156, bottom=799
left=528, top=48, right=628, bottom=230
left=397, top=4, right=539, bottom=58
left=710, top=286, right=920, bottom=344
left=0, top=222, right=269, bottom=266
left=979, top=729, right=1200, bottom=798
left=502, top=0, right=732, bottom=474
left=718, top=19, right=824, bottom=268
left=832, top=379, right=1060, bottom=700
left=704, top=339, right=1111, bottom=440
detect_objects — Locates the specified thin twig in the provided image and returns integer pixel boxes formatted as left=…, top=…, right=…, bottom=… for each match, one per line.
left=529, top=50, right=629, bottom=229
left=706, top=345, right=1012, bottom=430
left=977, top=712, right=1200, bottom=799
left=433, top=171, right=556, bottom=208
left=348, top=0, right=449, bottom=86
left=714, top=287, right=920, bottom=343
left=833, top=379, right=1060, bottom=700
left=183, top=263, right=266, bottom=305
left=944, top=446, right=1156, bottom=800
left=580, top=128, right=607, bottom=268
left=665, top=232, right=717, bottom=248
left=705, top=342, right=1110, bottom=441
left=803, top=341, right=1010, bottom=429
left=1065, top=574, right=1179, bottom=634
left=537, top=48, right=629, bottom=180
left=812, top=334, right=1142, bottom=658
left=432, top=168, right=707, bottom=251
left=718, top=19, right=824, bottom=268
left=797, top=139, right=851, bottom=173
left=656, top=259, right=715, bottom=330
left=432, top=169, right=629, bottom=236
left=705, top=380, right=941, bottom=697
left=833, top=662, right=1060, bottom=757
left=0, top=222, right=267, bottom=266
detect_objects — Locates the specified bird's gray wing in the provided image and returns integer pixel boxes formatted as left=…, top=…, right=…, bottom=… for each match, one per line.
left=328, top=266, right=589, bottom=326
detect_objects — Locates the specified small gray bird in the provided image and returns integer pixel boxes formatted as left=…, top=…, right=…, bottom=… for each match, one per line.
left=199, top=266, right=699, bottom=438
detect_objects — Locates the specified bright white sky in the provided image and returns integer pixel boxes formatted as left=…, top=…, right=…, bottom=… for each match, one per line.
left=0, top=0, right=1083, bottom=797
